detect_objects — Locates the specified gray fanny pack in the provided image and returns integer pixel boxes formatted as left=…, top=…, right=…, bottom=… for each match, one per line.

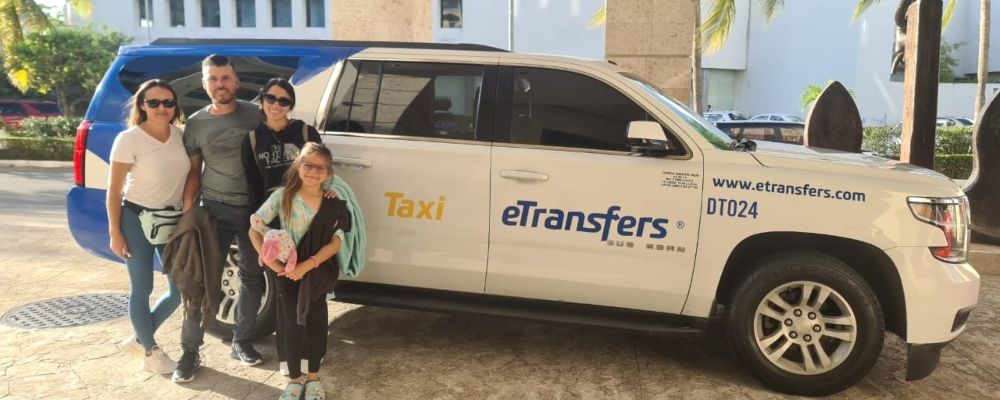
left=126, top=201, right=183, bottom=245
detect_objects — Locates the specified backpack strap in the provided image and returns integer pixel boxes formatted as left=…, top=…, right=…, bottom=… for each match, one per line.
left=249, top=129, right=258, bottom=154
left=302, top=121, right=309, bottom=143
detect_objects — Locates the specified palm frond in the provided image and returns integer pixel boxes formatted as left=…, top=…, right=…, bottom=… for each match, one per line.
left=942, top=0, right=956, bottom=30
left=851, top=0, right=882, bottom=22
left=0, top=1, right=24, bottom=46
left=12, top=0, right=49, bottom=32
left=759, top=0, right=785, bottom=23
left=588, top=3, right=606, bottom=29
left=702, top=0, right=737, bottom=53
left=67, top=0, right=90, bottom=17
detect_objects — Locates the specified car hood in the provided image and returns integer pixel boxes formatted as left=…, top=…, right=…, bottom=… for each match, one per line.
left=748, top=141, right=964, bottom=196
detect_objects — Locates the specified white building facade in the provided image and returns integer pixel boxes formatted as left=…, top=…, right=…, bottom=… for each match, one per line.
left=85, top=0, right=330, bottom=43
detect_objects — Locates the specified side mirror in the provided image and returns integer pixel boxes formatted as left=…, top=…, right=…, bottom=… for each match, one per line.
left=626, top=121, right=673, bottom=156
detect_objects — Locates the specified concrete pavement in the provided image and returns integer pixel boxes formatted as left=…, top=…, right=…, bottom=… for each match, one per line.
left=0, top=166, right=998, bottom=399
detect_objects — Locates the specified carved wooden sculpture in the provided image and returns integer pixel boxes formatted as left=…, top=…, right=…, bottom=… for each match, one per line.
left=803, top=81, right=863, bottom=152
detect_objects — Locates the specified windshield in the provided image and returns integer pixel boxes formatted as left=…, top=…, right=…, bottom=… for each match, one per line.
left=621, top=72, right=733, bottom=150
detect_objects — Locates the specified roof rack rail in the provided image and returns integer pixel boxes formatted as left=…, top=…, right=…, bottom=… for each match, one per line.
left=149, top=38, right=508, bottom=52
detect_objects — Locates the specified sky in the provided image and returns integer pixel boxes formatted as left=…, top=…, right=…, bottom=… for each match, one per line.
left=35, top=0, right=66, bottom=17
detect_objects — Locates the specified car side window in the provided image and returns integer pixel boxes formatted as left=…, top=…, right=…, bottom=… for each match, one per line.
left=770, top=115, right=782, bottom=121
left=0, top=103, right=26, bottom=116
left=117, top=55, right=300, bottom=118
left=506, top=67, right=650, bottom=152
left=326, top=60, right=487, bottom=141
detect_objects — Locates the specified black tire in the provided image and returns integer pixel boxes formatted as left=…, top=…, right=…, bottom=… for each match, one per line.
left=206, top=243, right=278, bottom=341
left=724, top=251, right=884, bottom=396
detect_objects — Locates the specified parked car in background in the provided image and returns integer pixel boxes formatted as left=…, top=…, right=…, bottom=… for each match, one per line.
left=751, top=113, right=805, bottom=123
left=0, top=99, right=63, bottom=129
left=703, top=110, right=749, bottom=123
left=937, top=116, right=973, bottom=127
left=715, top=121, right=805, bottom=145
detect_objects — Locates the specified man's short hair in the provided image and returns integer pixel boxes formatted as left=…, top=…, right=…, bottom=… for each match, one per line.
left=202, top=54, right=236, bottom=74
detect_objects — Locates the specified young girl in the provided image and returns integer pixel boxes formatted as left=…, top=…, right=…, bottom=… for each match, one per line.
left=106, top=79, right=188, bottom=374
left=249, top=142, right=351, bottom=400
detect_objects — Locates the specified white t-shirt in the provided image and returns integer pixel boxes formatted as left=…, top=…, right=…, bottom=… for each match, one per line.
left=110, top=125, right=191, bottom=209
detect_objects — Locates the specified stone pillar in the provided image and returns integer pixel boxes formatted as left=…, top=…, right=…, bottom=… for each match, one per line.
left=331, top=0, right=432, bottom=42
left=604, top=0, right=695, bottom=103
left=899, top=0, right=942, bottom=169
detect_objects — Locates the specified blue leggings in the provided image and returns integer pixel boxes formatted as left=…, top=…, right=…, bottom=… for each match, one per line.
left=120, top=207, right=182, bottom=352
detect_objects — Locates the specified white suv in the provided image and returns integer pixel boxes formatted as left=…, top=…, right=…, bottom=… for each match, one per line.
left=71, top=40, right=980, bottom=396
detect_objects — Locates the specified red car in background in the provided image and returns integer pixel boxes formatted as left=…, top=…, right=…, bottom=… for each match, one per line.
left=0, top=99, right=63, bottom=129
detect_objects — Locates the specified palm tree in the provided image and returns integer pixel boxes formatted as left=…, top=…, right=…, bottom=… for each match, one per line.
left=975, top=0, right=990, bottom=120
left=0, top=0, right=50, bottom=48
left=703, top=0, right=955, bottom=52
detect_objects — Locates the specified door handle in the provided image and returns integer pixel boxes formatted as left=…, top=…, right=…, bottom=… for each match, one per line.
left=331, top=157, right=373, bottom=168
left=500, top=170, right=548, bottom=182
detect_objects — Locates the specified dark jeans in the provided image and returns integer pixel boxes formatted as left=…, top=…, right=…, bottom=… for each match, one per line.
left=180, top=199, right=263, bottom=353
left=275, top=275, right=327, bottom=378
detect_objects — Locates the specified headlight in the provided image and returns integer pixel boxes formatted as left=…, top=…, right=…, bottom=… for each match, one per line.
left=907, top=196, right=970, bottom=263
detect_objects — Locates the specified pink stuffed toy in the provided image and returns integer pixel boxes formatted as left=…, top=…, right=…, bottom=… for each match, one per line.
left=261, top=229, right=297, bottom=273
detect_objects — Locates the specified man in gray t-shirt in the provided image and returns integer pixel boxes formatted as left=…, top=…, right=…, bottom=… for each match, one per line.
left=175, top=55, right=265, bottom=383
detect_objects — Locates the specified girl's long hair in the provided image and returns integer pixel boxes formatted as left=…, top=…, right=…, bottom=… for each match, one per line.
left=281, top=142, right=333, bottom=222
left=126, top=79, right=184, bottom=127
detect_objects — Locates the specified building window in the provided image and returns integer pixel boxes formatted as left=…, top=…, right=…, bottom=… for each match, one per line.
left=271, top=0, right=291, bottom=27
left=236, top=0, right=256, bottom=27
left=201, top=0, right=221, bottom=27
left=441, top=0, right=461, bottom=28
left=169, top=0, right=185, bottom=27
left=137, top=0, right=153, bottom=27
left=306, top=0, right=324, bottom=27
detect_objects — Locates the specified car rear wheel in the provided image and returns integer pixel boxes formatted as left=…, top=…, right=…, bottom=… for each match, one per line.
left=206, top=242, right=277, bottom=341
left=725, top=251, right=884, bottom=396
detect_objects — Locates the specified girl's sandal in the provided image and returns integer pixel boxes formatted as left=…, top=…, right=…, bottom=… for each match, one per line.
left=304, top=380, right=326, bottom=400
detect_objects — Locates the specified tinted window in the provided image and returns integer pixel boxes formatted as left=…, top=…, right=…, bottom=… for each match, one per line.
left=236, top=0, right=255, bottom=27
left=0, top=103, right=26, bottom=116
left=117, top=56, right=299, bottom=118
left=30, top=103, right=61, bottom=114
left=201, top=0, right=220, bottom=27
left=326, top=61, right=485, bottom=141
left=508, top=67, right=648, bottom=151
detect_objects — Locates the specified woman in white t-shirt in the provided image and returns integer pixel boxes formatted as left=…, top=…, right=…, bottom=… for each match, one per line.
left=106, top=79, right=190, bottom=375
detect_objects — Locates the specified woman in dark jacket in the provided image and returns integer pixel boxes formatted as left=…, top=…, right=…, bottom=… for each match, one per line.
left=241, top=77, right=323, bottom=212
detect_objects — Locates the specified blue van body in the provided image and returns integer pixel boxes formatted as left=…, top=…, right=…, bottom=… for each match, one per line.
left=66, top=42, right=361, bottom=264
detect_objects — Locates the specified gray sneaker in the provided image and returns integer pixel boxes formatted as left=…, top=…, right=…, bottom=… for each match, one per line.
left=142, top=346, right=177, bottom=375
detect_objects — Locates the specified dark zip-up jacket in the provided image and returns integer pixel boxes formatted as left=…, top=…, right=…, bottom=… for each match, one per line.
left=241, top=119, right=322, bottom=211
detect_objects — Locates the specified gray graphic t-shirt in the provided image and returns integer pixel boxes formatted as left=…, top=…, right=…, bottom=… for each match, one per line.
left=184, top=100, right=262, bottom=206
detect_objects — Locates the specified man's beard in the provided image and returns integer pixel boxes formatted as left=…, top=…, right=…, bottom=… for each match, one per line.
left=212, top=89, right=235, bottom=105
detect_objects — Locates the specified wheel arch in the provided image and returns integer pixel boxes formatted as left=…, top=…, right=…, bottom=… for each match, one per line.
left=713, top=232, right=907, bottom=339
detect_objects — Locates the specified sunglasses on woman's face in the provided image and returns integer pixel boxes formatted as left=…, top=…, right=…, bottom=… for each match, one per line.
left=263, top=94, right=293, bottom=107
left=144, top=98, right=177, bottom=108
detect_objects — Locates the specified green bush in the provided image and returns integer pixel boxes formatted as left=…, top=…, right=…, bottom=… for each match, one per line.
left=8, top=116, right=83, bottom=138
left=936, top=126, right=972, bottom=154
left=934, top=154, right=973, bottom=179
left=862, top=125, right=901, bottom=158
left=0, top=136, right=74, bottom=160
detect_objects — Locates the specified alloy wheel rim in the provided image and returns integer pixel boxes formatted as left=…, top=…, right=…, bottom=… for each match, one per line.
left=753, top=280, right=857, bottom=375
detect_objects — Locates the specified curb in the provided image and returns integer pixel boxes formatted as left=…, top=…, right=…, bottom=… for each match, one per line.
left=0, top=159, right=73, bottom=168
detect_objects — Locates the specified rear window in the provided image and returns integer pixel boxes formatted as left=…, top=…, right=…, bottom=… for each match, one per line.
left=30, top=103, right=61, bottom=114
left=0, top=103, right=26, bottom=116
left=116, top=55, right=300, bottom=119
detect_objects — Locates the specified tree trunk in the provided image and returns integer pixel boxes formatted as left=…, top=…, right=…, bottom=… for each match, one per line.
left=56, top=86, right=70, bottom=116
left=975, top=0, right=990, bottom=120
left=692, top=0, right=704, bottom=114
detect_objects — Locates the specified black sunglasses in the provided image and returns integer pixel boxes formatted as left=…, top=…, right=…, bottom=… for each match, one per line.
left=144, top=98, right=177, bottom=109
left=262, top=94, right=293, bottom=107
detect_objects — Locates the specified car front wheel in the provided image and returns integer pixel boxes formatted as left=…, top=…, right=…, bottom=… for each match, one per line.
left=725, top=251, right=884, bottom=396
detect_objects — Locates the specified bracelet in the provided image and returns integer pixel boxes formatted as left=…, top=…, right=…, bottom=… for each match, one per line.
left=309, top=256, right=319, bottom=268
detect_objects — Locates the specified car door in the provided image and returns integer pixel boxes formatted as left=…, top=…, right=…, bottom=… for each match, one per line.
left=321, top=58, right=497, bottom=293
left=485, top=64, right=703, bottom=313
